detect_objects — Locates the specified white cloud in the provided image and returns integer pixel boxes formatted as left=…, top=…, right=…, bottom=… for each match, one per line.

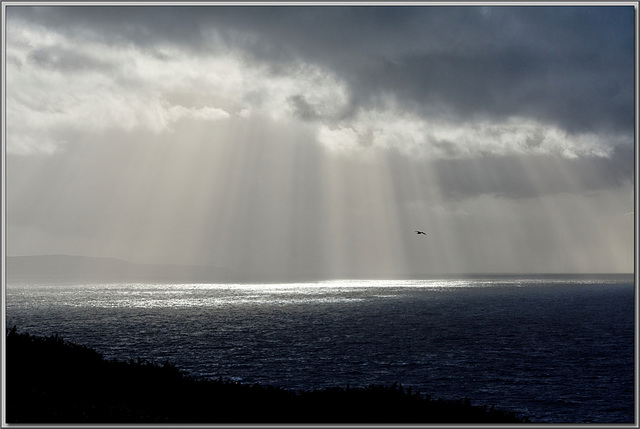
left=166, top=105, right=230, bottom=123
left=316, top=106, right=622, bottom=160
left=5, top=22, right=238, bottom=154
left=6, top=19, right=351, bottom=154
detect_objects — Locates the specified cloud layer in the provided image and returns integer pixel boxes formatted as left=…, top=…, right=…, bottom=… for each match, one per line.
left=5, top=5, right=635, bottom=276
left=7, top=5, right=633, bottom=157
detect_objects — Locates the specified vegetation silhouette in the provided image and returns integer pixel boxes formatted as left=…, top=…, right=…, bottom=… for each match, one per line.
left=7, top=327, right=529, bottom=423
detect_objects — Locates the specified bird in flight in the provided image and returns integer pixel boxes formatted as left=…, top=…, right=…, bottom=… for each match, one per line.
left=415, top=230, right=426, bottom=235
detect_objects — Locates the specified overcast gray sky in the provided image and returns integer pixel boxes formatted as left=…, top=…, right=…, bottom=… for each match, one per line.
left=4, top=4, right=636, bottom=278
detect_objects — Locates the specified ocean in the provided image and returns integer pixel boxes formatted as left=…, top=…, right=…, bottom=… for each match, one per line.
left=5, top=275, right=635, bottom=423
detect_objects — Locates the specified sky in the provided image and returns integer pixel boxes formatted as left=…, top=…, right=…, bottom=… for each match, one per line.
left=3, top=4, right=636, bottom=279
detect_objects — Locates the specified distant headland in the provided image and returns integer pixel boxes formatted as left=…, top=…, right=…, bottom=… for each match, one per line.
left=6, top=255, right=233, bottom=283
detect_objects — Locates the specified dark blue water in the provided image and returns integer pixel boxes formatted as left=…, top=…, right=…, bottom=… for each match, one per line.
left=5, top=276, right=635, bottom=423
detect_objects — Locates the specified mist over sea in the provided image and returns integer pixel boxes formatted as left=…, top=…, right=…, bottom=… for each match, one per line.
left=6, top=275, right=634, bottom=423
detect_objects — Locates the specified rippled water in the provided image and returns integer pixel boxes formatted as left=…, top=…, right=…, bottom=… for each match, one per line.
left=5, top=275, right=635, bottom=423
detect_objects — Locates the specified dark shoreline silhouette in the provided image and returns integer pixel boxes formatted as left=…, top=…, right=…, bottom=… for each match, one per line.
left=6, top=327, right=529, bottom=423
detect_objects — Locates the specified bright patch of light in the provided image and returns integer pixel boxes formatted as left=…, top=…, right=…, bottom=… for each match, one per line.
left=12, top=277, right=619, bottom=310
left=166, top=105, right=230, bottom=124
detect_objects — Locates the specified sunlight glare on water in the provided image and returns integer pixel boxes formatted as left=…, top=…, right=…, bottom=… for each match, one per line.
left=88, top=279, right=489, bottom=308
left=7, top=277, right=598, bottom=310
left=8, top=278, right=478, bottom=310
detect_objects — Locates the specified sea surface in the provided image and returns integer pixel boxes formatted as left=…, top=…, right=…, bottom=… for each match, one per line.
left=5, top=275, right=636, bottom=423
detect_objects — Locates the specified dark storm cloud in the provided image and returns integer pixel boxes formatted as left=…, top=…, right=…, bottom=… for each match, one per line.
left=287, top=95, right=321, bottom=121
left=429, top=145, right=635, bottom=200
left=27, top=45, right=115, bottom=73
left=371, top=141, right=634, bottom=206
left=8, top=5, right=634, bottom=135
left=354, top=45, right=632, bottom=133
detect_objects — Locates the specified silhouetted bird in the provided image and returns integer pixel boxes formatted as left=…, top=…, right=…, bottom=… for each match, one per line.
left=415, top=230, right=426, bottom=235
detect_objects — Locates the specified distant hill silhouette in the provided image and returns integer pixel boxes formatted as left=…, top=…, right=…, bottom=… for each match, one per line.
left=6, top=255, right=233, bottom=283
